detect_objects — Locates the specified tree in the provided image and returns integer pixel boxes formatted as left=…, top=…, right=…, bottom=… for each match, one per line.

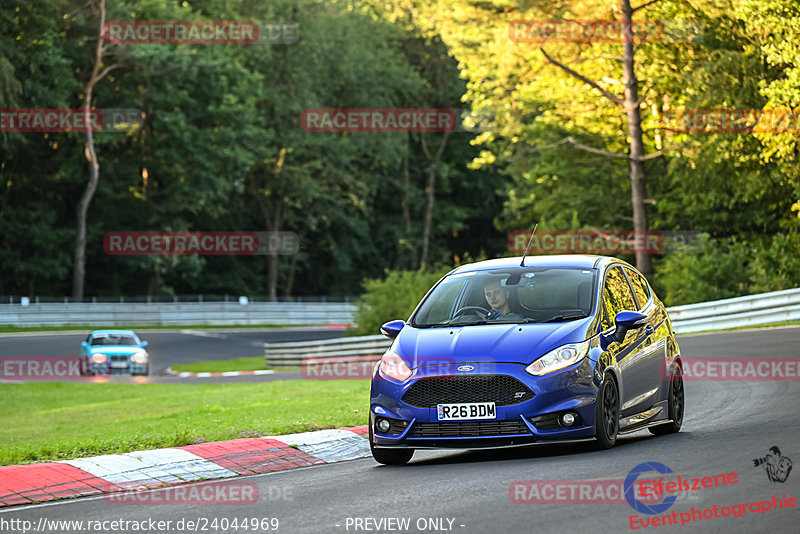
left=72, top=0, right=122, bottom=298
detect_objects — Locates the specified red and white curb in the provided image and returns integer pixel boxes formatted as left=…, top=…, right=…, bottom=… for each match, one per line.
left=0, top=426, right=369, bottom=507
left=164, top=368, right=275, bottom=378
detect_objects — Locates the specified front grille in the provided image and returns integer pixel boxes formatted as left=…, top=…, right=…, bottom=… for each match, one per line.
left=409, top=420, right=531, bottom=438
left=401, top=375, right=534, bottom=408
left=110, top=355, right=129, bottom=362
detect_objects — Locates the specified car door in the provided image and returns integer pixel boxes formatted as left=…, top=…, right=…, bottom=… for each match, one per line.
left=600, top=265, right=654, bottom=417
left=625, top=266, right=670, bottom=405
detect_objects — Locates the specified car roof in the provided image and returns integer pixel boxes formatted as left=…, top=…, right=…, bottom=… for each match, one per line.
left=449, top=255, right=632, bottom=274
left=90, top=329, right=137, bottom=336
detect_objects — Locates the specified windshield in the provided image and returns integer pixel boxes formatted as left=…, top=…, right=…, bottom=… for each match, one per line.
left=90, top=334, right=139, bottom=346
left=411, top=268, right=596, bottom=327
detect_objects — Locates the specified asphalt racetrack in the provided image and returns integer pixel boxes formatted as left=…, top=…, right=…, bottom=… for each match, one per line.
left=1, top=326, right=798, bottom=533
left=0, top=328, right=343, bottom=383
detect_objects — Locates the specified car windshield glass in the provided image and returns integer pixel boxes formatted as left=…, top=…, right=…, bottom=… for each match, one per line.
left=411, top=267, right=596, bottom=327
left=91, top=334, right=138, bottom=346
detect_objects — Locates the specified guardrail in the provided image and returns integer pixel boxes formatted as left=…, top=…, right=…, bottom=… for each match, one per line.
left=0, top=301, right=357, bottom=327
left=264, top=335, right=391, bottom=367
left=263, top=287, right=800, bottom=366
left=667, top=287, right=800, bottom=334
left=2, top=287, right=797, bottom=333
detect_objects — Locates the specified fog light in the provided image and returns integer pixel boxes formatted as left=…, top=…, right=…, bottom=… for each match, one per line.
left=376, top=418, right=391, bottom=432
left=561, top=413, right=576, bottom=426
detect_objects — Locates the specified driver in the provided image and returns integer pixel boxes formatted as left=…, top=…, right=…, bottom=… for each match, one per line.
left=484, top=280, right=524, bottom=320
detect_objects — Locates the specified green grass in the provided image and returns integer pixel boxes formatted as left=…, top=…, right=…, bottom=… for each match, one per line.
left=0, top=380, right=368, bottom=466
left=0, top=324, right=304, bottom=333
left=171, top=357, right=268, bottom=373
left=170, top=358, right=299, bottom=373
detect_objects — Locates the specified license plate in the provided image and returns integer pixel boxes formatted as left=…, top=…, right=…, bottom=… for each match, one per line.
left=437, top=402, right=496, bottom=421
left=111, top=361, right=128, bottom=368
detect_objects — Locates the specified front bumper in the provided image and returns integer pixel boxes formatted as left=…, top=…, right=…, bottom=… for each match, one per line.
left=87, top=357, right=148, bottom=375
left=370, top=359, right=600, bottom=448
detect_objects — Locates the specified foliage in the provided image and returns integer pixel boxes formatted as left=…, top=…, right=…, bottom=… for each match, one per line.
left=1, top=0, right=799, bottom=306
left=0, top=0, right=505, bottom=298
left=654, top=233, right=800, bottom=306
left=354, top=266, right=450, bottom=335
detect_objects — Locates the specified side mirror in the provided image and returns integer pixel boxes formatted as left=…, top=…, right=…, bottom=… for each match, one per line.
left=81, top=341, right=88, bottom=348
left=380, top=320, right=405, bottom=339
left=613, top=311, right=648, bottom=342
left=140, top=340, right=148, bottom=348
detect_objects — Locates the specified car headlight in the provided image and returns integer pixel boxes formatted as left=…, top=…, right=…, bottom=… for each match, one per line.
left=131, top=351, right=148, bottom=364
left=378, top=348, right=412, bottom=382
left=526, top=340, right=590, bottom=376
left=91, top=353, right=108, bottom=364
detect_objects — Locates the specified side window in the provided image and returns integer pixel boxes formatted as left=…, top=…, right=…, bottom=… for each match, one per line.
left=626, top=268, right=651, bottom=310
left=601, top=266, right=637, bottom=329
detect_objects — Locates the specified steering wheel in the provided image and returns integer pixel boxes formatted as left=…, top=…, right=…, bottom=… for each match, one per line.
left=452, top=306, right=491, bottom=321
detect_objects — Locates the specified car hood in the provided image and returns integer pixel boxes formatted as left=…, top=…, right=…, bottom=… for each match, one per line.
left=87, top=346, right=144, bottom=355
left=396, top=318, right=594, bottom=367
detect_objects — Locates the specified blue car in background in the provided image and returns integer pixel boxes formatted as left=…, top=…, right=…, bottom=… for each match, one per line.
left=81, top=330, right=150, bottom=376
left=369, top=255, right=685, bottom=465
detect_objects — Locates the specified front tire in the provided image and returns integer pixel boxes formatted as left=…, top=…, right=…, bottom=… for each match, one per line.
left=369, top=425, right=414, bottom=465
left=594, top=374, right=619, bottom=449
left=649, top=366, right=684, bottom=435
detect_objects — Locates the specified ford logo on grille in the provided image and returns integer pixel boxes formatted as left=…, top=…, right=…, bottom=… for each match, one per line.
left=457, top=365, right=475, bottom=372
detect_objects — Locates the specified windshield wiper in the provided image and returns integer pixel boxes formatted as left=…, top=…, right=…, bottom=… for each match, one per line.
left=414, top=320, right=489, bottom=328
left=540, top=314, right=588, bottom=323
left=447, top=320, right=489, bottom=327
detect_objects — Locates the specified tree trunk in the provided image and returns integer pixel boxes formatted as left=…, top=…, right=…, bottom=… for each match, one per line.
left=419, top=130, right=451, bottom=269
left=247, top=172, right=284, bottom=300
left=282, top=240, right=300, bottom=298
left=147, top=269, right=161, bottom=297
left=539, top=0, right=657, bottom=275
left=267, top=253, right=279, bottom=301
left=621, top=0, right=652, bottom=275
left=401, top=153, right=412, bottom=235
left=420, top=164, right=435, bottom=269
left=72, top=0, right=118, bottom=298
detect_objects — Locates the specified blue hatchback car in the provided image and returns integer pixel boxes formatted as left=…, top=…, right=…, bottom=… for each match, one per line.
left=369, top=255, right=685, bottom=464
